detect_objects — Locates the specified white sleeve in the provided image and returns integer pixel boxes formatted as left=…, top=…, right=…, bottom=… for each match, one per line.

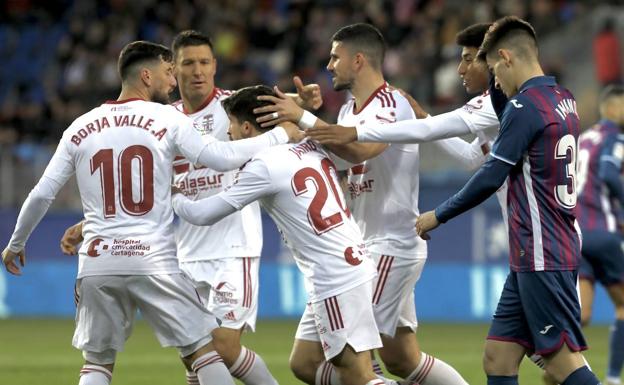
left=172, top=158, right=275, bottom=226
left=356, top=109, right=472, bottom=143
left=176, top=117, right=289, bottom=171
left=433, top=137, right=488, bottom=171
left=455, top=95, right=500, bottom=134
left=8, top=138, right=75, bottom=252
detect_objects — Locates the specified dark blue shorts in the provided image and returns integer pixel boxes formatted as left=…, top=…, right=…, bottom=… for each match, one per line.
left=487, top=271, right=587, bottom=356
left=579, top=230, right=624, bottom=286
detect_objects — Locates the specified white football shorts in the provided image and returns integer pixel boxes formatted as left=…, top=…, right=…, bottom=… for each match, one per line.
left=180, top=256, right=260, bottom=331
left=72, top=274, right=217, bottom=360
left=371, top=253, right=426, bottom=337
left=295, top=279, right=382, bottom=360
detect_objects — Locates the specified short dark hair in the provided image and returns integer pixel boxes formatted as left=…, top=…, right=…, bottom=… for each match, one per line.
left=118, top=41, right=172, bottom=81
left=221, top=85, right=277, bottom=131
left=171, top=30, right=214, bottom=56
left=331, top=23, right=386, bottom=70
left=600, top=84, right=624, bottom=105
left=478, top=16, right=537, bottom=61
left=456, top=23, right=492, bottom=48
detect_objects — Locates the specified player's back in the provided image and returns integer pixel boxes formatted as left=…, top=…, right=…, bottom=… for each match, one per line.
left=65, top=99, right=192, bottom=277
left=499, top=77, right=580, bottom=271
left=337, top=84, right=425, bottom=258
left=577, top=119, right=624, bottom=232
left=253, top=140, right=376, bottom=302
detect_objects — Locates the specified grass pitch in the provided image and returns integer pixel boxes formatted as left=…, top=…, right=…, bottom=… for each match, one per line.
left=0, top=318, right=612, bottom=384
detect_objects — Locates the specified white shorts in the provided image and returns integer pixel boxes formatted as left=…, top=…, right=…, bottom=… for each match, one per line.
left=72, top=274, right=217, bottom=359
left=180, top=257, right=259, bottom=331
left=371, top=254, right=426, bottom=337
left=295, top=280, right=382, bottom=360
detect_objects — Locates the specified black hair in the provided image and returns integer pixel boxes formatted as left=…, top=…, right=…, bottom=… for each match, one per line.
left=118, top=40, right=172, bottom=81
left=171, top=30, right=214, bottom=56
left=456, top=23, right=492, bottom=48
left=331, top=23, right=386, bottom=70
left=221, top=85, right=277, bottom=131
left=478, top=16, right=537, bottom=61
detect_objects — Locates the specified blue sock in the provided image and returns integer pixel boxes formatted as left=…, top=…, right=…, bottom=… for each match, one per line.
left=608, top=319, right=624, bottom=379
left=487, top=375, right=518, bottom=384
left=561, top=366, right=601, bottom=385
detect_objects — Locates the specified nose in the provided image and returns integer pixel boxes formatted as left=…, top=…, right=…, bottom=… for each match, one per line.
left=457, top=62, right=465, bottom=76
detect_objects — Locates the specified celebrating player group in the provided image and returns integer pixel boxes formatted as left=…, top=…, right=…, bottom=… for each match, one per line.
left=2, top=14, right=615, bottom=385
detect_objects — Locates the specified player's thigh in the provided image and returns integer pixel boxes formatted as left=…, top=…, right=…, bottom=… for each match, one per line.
left=517, top=271, right=587, bottom=356
left=129, top=274, right=218, bottom=350
left=483, top=339, right=527, bottom=375
left=378, top=327, right=421, bottom=376
left=72, top=276, right=136, bottom=356
left=372, top=254, right=424, bottom=337
left=578, top=277, right=594, bottom=325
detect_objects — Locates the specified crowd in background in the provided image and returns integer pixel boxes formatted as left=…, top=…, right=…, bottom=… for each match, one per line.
left=0, top=0, right=621, bottom=208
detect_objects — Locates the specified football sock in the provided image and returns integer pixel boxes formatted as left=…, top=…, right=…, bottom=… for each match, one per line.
left=561, top=366, right=601, bottom=385
left=191, top=351, right=235, bottom=385
left=316, top=361, right=342, bottom=385
left=78, top=365, right=112, bottom=385
left=185, top=370, right=199, bottom=385
left=608, top=319, right=624, bottom=382
left=401, top=352, right=468, bottom=384
left=486, top=375, right=519, bottom=385
left=229, top=346, right=278, bottom=385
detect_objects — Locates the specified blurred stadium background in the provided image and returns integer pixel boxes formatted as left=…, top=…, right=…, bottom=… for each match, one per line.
left=0, top=0, right=623, bottom=384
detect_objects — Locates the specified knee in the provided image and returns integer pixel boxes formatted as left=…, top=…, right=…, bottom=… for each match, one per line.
left=211, top=334, right=241, bottom=364
left=381, top=352, right=419, bottom=378
left=483, top=347, right=510, bottom=375
left=580, top=315, right=591, bottom=328
left=289, top=356, right=317, bottom=384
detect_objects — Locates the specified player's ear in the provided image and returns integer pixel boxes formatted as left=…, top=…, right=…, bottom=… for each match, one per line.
left=498, top=49, right=512, bottom=67
left=353, top=52, right=365, bottom=70
left=140, top=67, right=152, bottom=87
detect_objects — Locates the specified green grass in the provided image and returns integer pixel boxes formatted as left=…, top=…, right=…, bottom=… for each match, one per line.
left=0, top=319, right=612, bottom=384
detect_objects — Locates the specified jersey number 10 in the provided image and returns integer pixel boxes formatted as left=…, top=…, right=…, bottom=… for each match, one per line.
left=91, top=145, right=155, bottom=217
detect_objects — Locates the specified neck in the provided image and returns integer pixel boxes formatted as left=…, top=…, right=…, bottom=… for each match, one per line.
left=117, top=83, right=150, bottom=102
left=514, top=61, right=544, bottom=92
left=351, top=70, right=386, bottom=111
left=181, top=85, right=215, bottom=113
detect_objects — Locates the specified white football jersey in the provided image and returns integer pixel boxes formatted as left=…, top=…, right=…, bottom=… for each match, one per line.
left=338, top=84, right=426, bottom=258
left=456, top=91, right=508, bottom=224
left=218, top=140, right=377, bottom=302
left=46, top=99, right=209, bottom=278
left=172, top=88, right=262, bottom=261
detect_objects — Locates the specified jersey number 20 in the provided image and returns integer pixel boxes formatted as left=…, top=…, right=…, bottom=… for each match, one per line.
left=91, top=145, right=154, bottom=217
left=292, top=158, right=350, bottom=235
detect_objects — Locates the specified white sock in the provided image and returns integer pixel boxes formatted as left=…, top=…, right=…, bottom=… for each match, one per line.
left=365, top=380, right=387, bottom=385
left=185, top=369, right=200, bottom=385
left=191, top=351, right=235, bottom=385
left=79, top=365, right=112, bottom=385
left=229, top=346, right=278, bottom=385
left=315, top=361, right=342, bottom=385
left=401, top=352, right=467, bottom=385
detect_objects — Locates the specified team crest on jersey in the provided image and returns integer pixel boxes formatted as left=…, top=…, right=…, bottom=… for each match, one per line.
left=199, top=114, right=214, bottom=135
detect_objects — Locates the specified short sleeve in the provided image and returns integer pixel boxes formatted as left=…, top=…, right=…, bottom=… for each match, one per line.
left=490, top=97, right=540, bottom=165
left=219, top=158, right=276, bottom=209
left=455, top=94, right=500, bottom=135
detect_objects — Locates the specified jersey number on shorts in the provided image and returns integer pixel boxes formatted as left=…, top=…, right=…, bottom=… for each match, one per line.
left=554, top=134, right=577, bottom=209
left=292, top=158, right=350, bottom=235
left=91, top=145, right=155, bottom=217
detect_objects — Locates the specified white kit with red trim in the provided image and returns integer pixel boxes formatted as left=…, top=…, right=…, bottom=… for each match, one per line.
left=172, top=88, right=263, bottom=261
left=338, top=83, right=427, bottom=259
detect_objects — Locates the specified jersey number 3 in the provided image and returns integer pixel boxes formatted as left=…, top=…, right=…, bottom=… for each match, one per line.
left=91, top=145, right=154, bottom=217
left=292, top=158, right=350, bottom=235
left=554, top=134, right=577, bottom=209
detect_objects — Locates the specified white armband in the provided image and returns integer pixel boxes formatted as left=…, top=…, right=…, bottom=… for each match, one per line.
left=298, top=110, right=318, bottom=130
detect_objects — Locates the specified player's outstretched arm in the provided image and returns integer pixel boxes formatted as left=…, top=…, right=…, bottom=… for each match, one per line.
left=305, top=124, right=358, bottom=145
left=172, top=193, right=238, bottom=226
left=60, top=220, right=84, bottom=256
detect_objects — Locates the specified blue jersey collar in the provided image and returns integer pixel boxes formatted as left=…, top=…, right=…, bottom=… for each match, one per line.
left=519, top=76, right=557, bottom=93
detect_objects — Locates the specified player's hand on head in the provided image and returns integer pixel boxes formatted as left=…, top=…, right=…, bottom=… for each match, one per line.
left=305, top=124, right=357, bottom=145
left=293, top=76, right=323, bottom=111
left=280, top=121, right=305, bottom=143
left=2, top=247, right=25, bottom=275
left=415, top=210, right=440, bottom=240
left=394, top=88, right=428, bottom=119
left=60, top=221, right=84, bottom=256
left=254, top=86, right=304, bottom=128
